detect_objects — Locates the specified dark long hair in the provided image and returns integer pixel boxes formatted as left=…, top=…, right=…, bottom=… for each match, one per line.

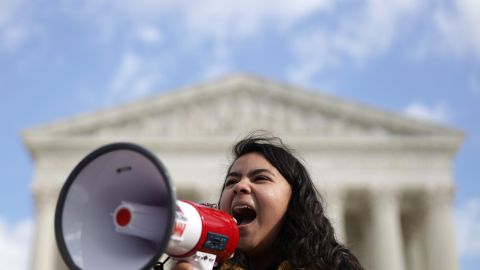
left=220, top=133, right=363, bottom=270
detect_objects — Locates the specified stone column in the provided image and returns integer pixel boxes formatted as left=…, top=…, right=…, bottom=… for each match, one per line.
left=323, top=187, right=346, bottom=243
left=369, top=188, right=406, bottom=270
left=30, top=185, right=59, bottom=270
left=424, top=186, right=459, bottom=270
left=404, top=212, right=425, bottom=270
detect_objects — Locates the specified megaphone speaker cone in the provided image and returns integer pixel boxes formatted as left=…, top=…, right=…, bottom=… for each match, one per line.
left=54, top=143, right=176, bottom=270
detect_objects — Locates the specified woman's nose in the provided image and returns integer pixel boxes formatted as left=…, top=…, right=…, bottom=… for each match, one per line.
left=233, top=178, right=251, bottom=194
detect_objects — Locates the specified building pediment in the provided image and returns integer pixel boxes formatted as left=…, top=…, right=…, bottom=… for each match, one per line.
left=23, top=74, right=462, bottom=148
left=25, top=73, right=463, bottom=270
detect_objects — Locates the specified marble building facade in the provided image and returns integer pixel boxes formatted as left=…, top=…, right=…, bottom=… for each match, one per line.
left=23, top=74, right=463, bottom=270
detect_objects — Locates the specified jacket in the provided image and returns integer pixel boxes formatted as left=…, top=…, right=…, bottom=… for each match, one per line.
left=219, top=260, right=291, bottom=270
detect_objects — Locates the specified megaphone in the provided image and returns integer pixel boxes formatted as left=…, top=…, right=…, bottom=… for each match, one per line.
left=54, top=143, right=239, bottom=270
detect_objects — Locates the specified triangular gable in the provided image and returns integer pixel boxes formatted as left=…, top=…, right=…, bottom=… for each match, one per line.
left=23, top=74, right=462, bottom=139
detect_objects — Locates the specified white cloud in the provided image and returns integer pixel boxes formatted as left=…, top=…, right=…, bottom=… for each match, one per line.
left=403, top=101, right=450, bottom=123
left=428, top=0, right=480, bottom=59
left=107, top=51, right=164, bottom=104
left=57, top=0, right=331, bottom=46
left=54, top=0, right=336, bottom=92
left=180, top=0, right=332, bottom=43
left=288, top=0, right=422, bottom=85
left=135, top=25, right=162, bottom=45
left=0, top=218, right=33, bottom=270
left=456, top=197, right=480, bottom=257
left=111, top=52, right=141, bottom=90
left=286, top=0, right=480, bottom=84
left=9, top=0, right=475, bottom=91
left=76, top=0, right=337, bottom=102
left=0, top=0, right=38, bottom=53
left=0, top=0, right=22, bottom=28
left=451, top=0, right=480, bottom=57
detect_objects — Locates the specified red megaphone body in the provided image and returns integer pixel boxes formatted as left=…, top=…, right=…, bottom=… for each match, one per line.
left=54, top=143, right=238, bottom=270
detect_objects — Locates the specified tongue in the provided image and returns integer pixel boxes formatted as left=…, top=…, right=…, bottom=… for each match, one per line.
left=238, top=217, right=254, bottom=225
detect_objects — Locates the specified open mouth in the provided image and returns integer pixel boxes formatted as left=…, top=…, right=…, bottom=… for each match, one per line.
left=232, top=205, right=257, bottom=226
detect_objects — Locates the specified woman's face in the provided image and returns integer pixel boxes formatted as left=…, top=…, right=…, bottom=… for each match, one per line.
left=219, top=152, right=292, bottom=256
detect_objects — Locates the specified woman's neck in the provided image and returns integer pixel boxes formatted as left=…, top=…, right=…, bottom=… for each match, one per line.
left=246, top=251, right=278, bottom=270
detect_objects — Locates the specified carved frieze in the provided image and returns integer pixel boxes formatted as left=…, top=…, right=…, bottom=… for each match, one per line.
left=53, top=90, right=415, bottom=138
left=23, top=74, right=463, bottom=149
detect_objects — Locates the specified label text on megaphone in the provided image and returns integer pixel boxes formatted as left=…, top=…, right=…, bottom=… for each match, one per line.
left=172, top=212, right=188, bottom=241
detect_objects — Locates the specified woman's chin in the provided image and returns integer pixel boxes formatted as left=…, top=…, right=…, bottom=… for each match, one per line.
left=237, top=232, right=257, bottom=252
left=237, top=241, right=257, bottom=256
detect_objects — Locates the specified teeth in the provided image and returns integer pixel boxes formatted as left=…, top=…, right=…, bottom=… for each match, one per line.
left=232, top=205, right=251, bottom=211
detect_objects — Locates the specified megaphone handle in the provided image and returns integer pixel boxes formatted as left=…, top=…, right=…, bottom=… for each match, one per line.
left=172, top=251, right=217, bottom=270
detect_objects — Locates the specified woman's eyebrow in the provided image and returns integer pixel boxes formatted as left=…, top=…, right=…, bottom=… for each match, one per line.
left=248, top=168, right=274, bottom=177
left=226, top=171, right=242, bottom=178
left=226, top=169, right=274, bottom=178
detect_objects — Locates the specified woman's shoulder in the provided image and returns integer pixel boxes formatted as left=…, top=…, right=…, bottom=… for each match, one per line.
left=217, top=261, right=245, bottom=270
left=277, top=261, right=292, bottom=270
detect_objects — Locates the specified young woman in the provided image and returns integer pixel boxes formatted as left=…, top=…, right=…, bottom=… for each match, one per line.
left=176, top=134, right=363, bottom=270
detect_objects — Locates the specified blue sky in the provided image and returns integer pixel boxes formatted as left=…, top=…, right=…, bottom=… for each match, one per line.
left=1, top=0, right=479, bottom=269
